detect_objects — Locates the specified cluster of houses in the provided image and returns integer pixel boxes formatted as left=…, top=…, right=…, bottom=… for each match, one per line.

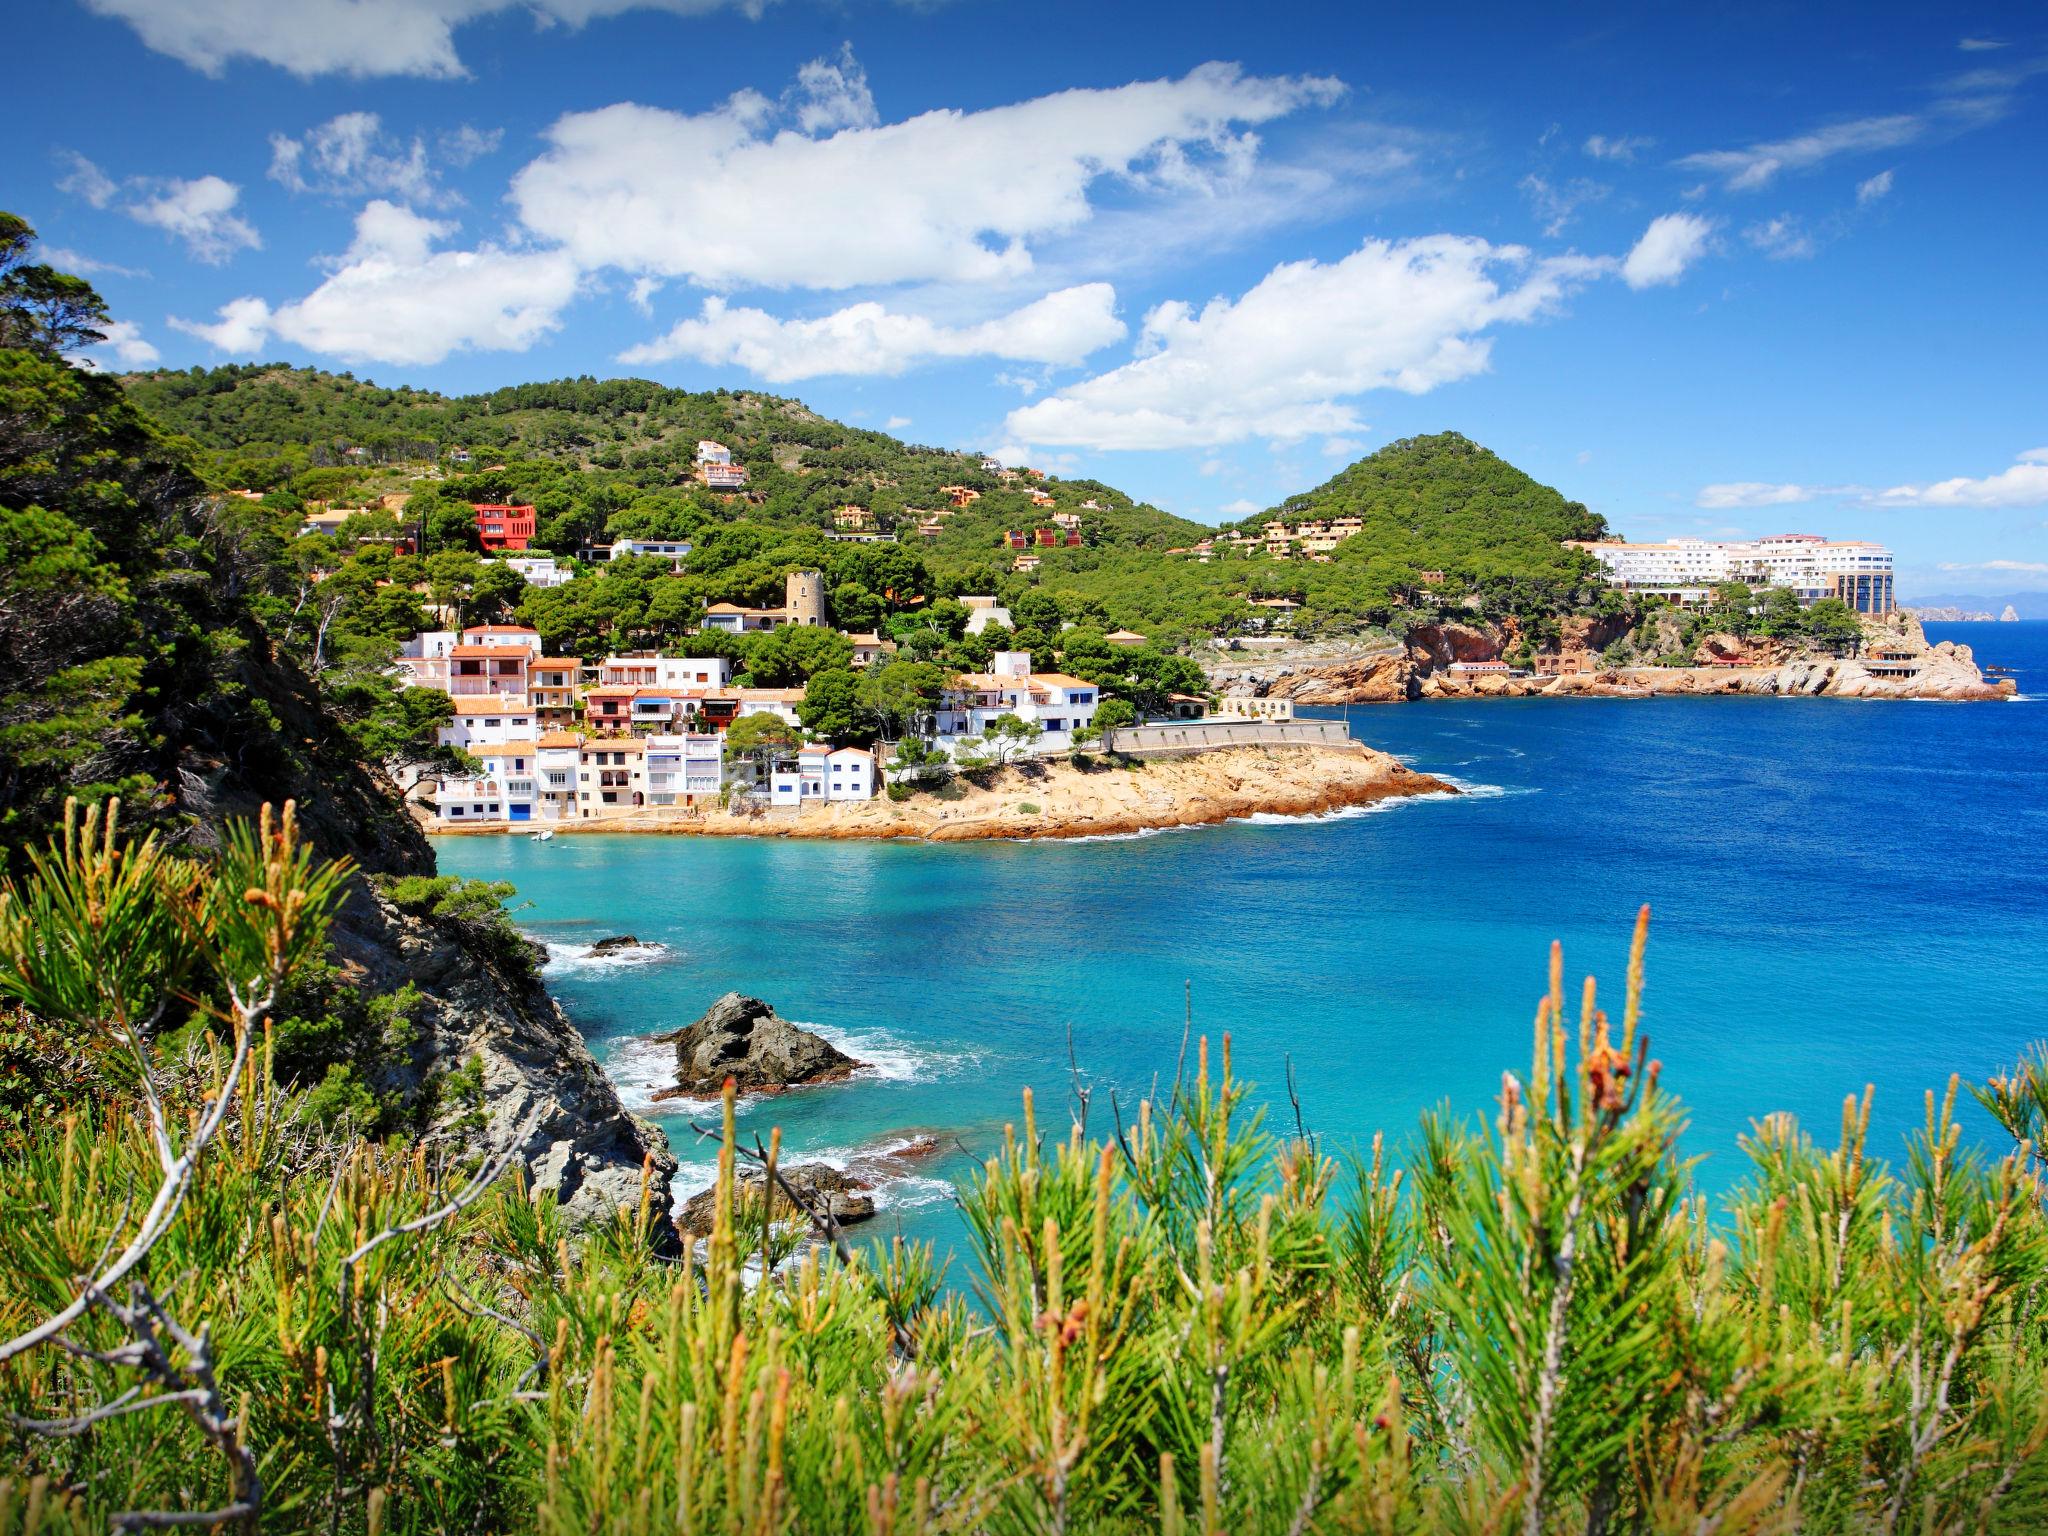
left=393, top=569, right=1112, bottom=828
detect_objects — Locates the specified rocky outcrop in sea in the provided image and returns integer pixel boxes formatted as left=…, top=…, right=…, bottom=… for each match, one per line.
left=654, top=992, right=864, bottom=1097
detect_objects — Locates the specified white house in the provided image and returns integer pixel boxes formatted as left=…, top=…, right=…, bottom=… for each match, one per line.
left=935, top=650, right=1099, bottom=753
left=609, top=539, right=693, bottom=565
left=439, top=698, right=540, bottom=752
left=500, top=555, right=572, bottom=588
left=536, top=734, right=582, bottom=820
left=599, top=653, right=733, bottom=690
left=460, top=624, right=542, bottom=649
left=430, top=741, right=540, bottom=824
left=734, top=688, right=805, bottom=728
left=696, top=440, right=732, bottom=466
left=395, top=630, right=457, bottom=689
left=823, top=746, right=876, bottom=801
left=961, top=595, right=1014, bottom=634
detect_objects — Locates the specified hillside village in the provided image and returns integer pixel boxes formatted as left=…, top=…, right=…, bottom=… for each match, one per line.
left=111, top=367, right=1988, bottom=831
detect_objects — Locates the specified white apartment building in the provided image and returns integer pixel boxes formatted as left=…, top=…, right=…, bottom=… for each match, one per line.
left=935, top=650, right=1099, bottom=753
left=439, top=698, right=540, bottom=752
left=770, top=745, right=878, bottom=807
left=645, top=733, right=725, bottom=806
left=1569, top=534, right=1895, bottom=613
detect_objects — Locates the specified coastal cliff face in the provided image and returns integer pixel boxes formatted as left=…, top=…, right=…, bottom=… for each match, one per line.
left=154, top=631, right=677, bottom=1235
left=1213, top=613, right=2014, bottom=705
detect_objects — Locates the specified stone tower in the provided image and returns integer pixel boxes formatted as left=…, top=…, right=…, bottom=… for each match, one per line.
left=785, top=568, right=826, bottom=627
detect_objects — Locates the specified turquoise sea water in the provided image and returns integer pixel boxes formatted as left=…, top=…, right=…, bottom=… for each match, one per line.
left=436, top=621, right=2048, bottom=1252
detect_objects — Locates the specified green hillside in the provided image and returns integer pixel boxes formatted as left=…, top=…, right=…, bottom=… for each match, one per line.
left=120, top=365, right=1209, bottom=557
left=1243, top=430, right=1608, bottom=570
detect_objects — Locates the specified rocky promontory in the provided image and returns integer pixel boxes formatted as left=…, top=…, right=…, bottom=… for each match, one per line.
left=653, top=992, right=864, bottom=1097
left=1210, top=614, right=2016, bottom=705
left=436, top=743, right=1449, bottom=841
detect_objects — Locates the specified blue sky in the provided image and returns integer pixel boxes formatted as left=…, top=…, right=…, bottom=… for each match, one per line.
left=13, top=0, right=2047, bottom=596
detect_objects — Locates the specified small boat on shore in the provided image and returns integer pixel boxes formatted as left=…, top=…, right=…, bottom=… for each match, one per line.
left=529, top=828, right=556, bottom=842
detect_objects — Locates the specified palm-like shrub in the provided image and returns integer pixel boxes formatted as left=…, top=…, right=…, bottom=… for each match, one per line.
left=1, top=812, right=2044, bottom=1533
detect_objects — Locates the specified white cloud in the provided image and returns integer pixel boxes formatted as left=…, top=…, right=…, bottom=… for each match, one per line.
left=39, top=246, right=148, bottom=279
left=57, top=152, right=261, bottom=265
left=80, top=0, right=770, bottom=80
left=786, top=42, right=876, bottom=135
left=1621, top=212, right=1712, bottom=289
left=269, top=112, right=434, bottom=199
left=1218, top=498, right=1261, bottom=515
left=67, top=319, right=161, bottom=370
left=171, top=199, right=578, bottom=365
left=1004, top=235, right=1614, bottom=451
left=990, top=443, right=1033, bottom=468
left=510, top=60, right=1344, bottom=291
left=1677, top=114, right=1924, bottom=190
left=884, top=415, right=911, bottom=430
left=1583, top=133, right=1654, bottom=162
left=627, top=275, right=662, bottom=316
left=56, top=150, right=118, bottom=208
left=439, top=124, right=503, bottom=167
left=617, top=283, right=1126, bottom=380
left=1696, top=481, right=1822, bottom=509
left=1857, top=169, right=1895, bottom=204
left=126, top=176, right=261, bottom=264
left=1321, top=436, right=1365, bottom=458
left=1519, top=173, right=1608, bottom=236
left=1875, top=451, right=2048, bottom=508
left=1744, top=214, right=1816, bottom=260
left=1938, top=559, right=2048, bottom=573
left=1957, top=37, right=2008, bottom=51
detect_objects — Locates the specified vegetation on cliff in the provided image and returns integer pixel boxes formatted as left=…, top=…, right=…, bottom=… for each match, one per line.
left=4, top=813, right=2046, bottom=1532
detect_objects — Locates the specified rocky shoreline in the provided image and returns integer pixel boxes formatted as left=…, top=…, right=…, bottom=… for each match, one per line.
left=431, top=743, right=1452, bottom=842
left=1209, top=615, right=2016, bottom=706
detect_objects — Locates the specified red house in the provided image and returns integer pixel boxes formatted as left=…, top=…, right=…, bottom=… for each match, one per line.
left=474, top=503, right=537, bottom=551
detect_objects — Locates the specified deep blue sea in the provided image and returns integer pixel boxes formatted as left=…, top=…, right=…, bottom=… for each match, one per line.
left=436, top=622, right=2048, bottom=1251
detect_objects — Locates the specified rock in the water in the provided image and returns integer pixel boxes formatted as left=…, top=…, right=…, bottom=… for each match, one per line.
left=674, top=1162, right=876, bottom=1233
left=589, top=934, right=645, bottom=955
left=653, top=992, right=863, bottom=1097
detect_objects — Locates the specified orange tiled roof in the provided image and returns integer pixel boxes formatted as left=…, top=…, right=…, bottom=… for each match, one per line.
left=450, top=697, right=535, bottom=715
left=469, top=741, right=540, bottom=757
left=537, top=731, right=584, bottom=748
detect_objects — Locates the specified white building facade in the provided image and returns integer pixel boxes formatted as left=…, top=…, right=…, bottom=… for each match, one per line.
left=1569, top=534, right=1894, bottom=613
left=935, top=651, right=1099, bottom=754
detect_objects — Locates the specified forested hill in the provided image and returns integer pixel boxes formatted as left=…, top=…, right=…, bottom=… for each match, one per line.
left=119, top=364, right=1210, bottom=555
left=1231, top=431, right=1610, bottom=585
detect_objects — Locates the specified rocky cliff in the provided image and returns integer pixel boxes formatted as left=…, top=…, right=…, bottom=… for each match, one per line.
left=134, top=606, right=676, bottom=1236
left=1211, top=614, right=2014, bottom=705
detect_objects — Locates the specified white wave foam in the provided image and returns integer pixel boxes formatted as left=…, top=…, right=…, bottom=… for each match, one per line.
left=601, top=1034, right=719, bottom=1118
left=807, top=1025, right=982, bottom=1085
left=663, top=1136, right=958, bottom=1219
left=541, top=937, right=671, bottom=974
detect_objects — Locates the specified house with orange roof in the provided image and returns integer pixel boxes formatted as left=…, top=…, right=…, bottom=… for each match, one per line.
left=438, top=697, right=539, bottom=752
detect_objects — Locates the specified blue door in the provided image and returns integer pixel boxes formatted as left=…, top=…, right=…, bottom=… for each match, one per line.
left=509, top=804, right=531, bottom=821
